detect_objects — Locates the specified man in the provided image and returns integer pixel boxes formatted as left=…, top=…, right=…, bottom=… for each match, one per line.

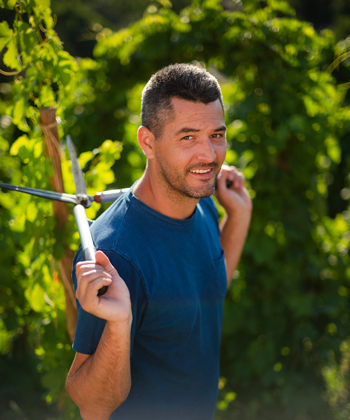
left=66, top=63, right=252, bottom=420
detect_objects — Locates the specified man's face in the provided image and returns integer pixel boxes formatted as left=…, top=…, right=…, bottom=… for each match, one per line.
left=152, top=97, right=227, bottom=200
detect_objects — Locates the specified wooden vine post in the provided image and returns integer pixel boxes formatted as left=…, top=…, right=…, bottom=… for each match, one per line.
left=40, top=106, right=77, bottom=344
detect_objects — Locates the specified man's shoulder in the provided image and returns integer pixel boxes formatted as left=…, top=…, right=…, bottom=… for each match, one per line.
left=90, top=190, right=134, bottom=250
left=89, top=189, right=160, bottom=254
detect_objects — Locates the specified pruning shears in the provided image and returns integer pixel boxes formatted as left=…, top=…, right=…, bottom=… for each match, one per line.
left=1, top=137, right=235, bottom=296
left=0, top=136, right=128, bottom=296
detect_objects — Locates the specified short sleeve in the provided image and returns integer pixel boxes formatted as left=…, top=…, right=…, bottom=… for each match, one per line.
left=72, top=247, right=147, bottom=355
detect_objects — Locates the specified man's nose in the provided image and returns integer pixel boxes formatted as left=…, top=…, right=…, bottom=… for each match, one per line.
left=195, top=137, right=217, bottom=162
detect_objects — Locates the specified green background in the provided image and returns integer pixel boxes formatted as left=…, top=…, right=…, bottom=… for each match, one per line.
left=1, top=0, right=350, bottom=419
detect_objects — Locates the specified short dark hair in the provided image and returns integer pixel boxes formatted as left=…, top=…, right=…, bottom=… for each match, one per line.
left=141, top=63, right=224, bottom=139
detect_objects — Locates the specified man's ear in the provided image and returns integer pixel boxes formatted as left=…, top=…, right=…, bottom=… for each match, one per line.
left=137, top=126, right=155, bottom=159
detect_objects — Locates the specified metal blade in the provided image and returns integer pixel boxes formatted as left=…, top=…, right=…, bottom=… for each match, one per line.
left=0, top=182, right=79, bottom=205
left=66, top=136, right=91, bottom=207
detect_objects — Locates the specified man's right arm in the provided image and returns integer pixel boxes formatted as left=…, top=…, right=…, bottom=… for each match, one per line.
left=66, top=251, right=133, bottom=420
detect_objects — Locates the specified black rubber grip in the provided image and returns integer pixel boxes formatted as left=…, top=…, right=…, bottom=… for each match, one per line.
left=97, top=285, right=108, bottom=296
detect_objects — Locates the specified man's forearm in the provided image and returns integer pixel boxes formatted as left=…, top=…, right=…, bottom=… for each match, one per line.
left=220, top=210, right=251, bottom=287
left=66, top=318, right=132, bottom=420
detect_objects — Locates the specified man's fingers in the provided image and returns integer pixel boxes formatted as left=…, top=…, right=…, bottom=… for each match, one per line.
left=76, top=267, right=112, bottom=283
left=75, top=252, right=120, bottom=306
left=76, top=261, right=106, bottom=276
left=76, top=276, right=112, bottom=308
left=233, top=172, right=245, bottom=189
left=75, top=267, right=112, bottom=300
left=219, top=166, right=245, bottom=190
left=95, top=250, right=119, bottom=276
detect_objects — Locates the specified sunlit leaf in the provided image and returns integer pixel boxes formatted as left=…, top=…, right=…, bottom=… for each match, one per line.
left=3, top=38, right=22, bottom=70
left=25, top=283, right=46, bottom=312
left=12, top=97, right=26, bottom=126
left=0, top=0, right=17, bottom=9
left=0, top=21, right=13, bottom=52
left=26, top=201, right=38, bottom=222
left=267, top=0, right=295, bottom=15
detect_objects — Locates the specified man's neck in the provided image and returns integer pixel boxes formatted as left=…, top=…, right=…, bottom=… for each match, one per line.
left=132, top=170, right=199, bottom=220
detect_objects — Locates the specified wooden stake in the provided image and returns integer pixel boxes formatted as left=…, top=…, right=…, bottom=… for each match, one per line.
left=40, top=106, right=77, bottom=344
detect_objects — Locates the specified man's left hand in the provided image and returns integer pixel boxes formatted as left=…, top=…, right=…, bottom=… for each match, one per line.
left=215, top=165, right=252, bottom=217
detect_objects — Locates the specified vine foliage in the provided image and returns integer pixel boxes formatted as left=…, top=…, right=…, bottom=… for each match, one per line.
left=0, top=0, right=121, bottom=415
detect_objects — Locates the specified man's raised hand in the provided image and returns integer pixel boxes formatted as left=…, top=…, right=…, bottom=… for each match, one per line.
left=75, top=251, right=132, bottom=326
left=215, top=165, right=252, bottom=217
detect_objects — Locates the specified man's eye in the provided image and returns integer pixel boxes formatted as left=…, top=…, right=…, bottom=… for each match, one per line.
left=182, top=135, right=193, bottom=140
left=211, top=133, right=223, bottom=138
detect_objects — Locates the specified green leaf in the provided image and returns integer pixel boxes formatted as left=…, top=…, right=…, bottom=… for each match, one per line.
left=33, top=140, right=43, bottom=158
left=57, top=66, right=72, bottom=87
left=25, top=283, right=46, bottom=312
left=78, top=151, right=94, bottom=169
left=17, top=22, right=37, bottom=62
left=325, top=136, right=341, bottom=164
left=39, top=85, right=56, bottom=107
left=0, top=0, right=17, bottom=10
left=26, top=201, right=38, bottom=222
left=0, top=21, right=13, bottom=52
left=0, top=320, right=11, bottom=355
left=32, top=0, right=54, bottom=29
left=202, top=0, right=222, bottom=10
left=12, top=97, right=25, bottom=127
left=267, top=0, right=295, bottom=15
left=95, top=162, right=114, bottom=184
left=10, top=135, right=29, bottom=156
left=3, top=38, right=22, bottom=70
left=42, top=14, right=54, bottom=31
left=156, top=0, right=172, bottom=7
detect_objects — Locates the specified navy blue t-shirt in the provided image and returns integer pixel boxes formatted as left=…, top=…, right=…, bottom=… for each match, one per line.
left=72, top=189, right=227, bottom=420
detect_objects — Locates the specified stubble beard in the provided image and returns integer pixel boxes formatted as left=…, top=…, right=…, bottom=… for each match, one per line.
left=155, top=159, right=219, bottom=200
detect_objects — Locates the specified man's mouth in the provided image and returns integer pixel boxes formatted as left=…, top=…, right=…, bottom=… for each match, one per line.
left=189, top=169, right=212, bottom=174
